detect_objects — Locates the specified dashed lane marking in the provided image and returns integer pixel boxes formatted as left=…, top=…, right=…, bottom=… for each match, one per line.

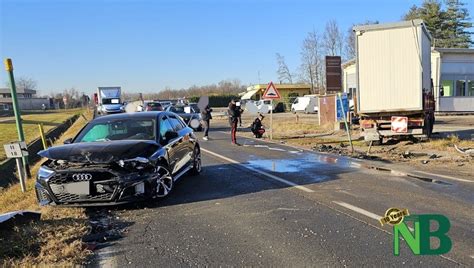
left=201, top=148, right=315, bottom=193
left=332, top=201, right=414, bottom=231
left=332, top=201, right=381, bottom=221
left=415, top=171, right=472, bottom=183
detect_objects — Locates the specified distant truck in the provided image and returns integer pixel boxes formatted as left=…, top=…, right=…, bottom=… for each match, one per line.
left=97, top=86, right=125, bottom=115
left=291, top=96, right=318, bottom=113
left=354, top=20, right=435, bottom=144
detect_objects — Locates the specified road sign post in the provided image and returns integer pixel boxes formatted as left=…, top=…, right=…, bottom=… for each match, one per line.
left=4, top=58, right=30, bottom=177
left=338, top=93, right=354, bottom=154
left=262, top=82, right=281, bottom=140
left=4, top=142, right=29, bottom=192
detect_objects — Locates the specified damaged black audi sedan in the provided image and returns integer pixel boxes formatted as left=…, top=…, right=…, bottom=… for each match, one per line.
left=35, top=112, right=202, bottom=206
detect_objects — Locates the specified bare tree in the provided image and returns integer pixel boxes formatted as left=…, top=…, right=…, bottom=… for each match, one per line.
left=5, top=76, right=38, bottom=90
left=344, top=26, right=356, bottom=61
left=275, top=53, right=293, bottom=84
left=17, top=76, right=38, bottom=90
left=323, top=20, right=343, bottom=56
left=299, top=30, right=323, bottom=94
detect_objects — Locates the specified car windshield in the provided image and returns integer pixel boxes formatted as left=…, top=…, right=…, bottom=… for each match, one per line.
left=170, top=106, right=192, bottom=114
left=75, top=119, right=156, bottom=142
left=102, top=98, right=120, bottom=104
left=190, top=104, right=200, bottom=113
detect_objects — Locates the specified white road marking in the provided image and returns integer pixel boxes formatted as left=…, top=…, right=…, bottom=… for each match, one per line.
left=415, top=171, right=472, bottom=183
left=332, top=201, right=381, bottom=221
left=351, top=163, right=362, bottom=168
left=268, top=147, right=286, bottom=152
left=332, top=201, right=414, bottom=231
left=201, top=148, right=315, bottom=193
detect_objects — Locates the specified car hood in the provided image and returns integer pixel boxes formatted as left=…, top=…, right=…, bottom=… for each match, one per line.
left=38, top=140, right=159, bottom=163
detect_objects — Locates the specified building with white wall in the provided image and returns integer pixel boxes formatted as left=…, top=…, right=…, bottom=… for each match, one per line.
left=431, top=48, right=474, bottom=112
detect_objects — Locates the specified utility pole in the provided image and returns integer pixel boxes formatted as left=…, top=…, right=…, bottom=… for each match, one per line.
left=4, top=58, right=30, bottom=177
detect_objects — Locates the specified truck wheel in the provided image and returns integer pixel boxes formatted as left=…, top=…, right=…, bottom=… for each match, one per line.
left=424, top=117, right=433, bottom=138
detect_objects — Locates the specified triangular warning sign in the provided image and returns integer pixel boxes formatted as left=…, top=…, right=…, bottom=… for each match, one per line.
left=263, top=81, right=281, bottom=99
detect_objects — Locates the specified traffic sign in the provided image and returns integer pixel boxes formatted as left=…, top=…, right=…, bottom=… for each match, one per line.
left=3, top=142, right=28, bottom=158
left=263, top=82, right=281, bottom=99
left=336, top=93, right=349, bottom=121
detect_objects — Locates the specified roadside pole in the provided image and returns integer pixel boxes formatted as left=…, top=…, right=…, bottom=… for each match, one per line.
left=338, top=93, right=354, bottom=154
left=4, top=58, right=30, bottom=177
left=16, top=158, right=26, bottom=192
left=38, top=123, right=48, bottom=150
left=270, top=99, right=273, bottom=140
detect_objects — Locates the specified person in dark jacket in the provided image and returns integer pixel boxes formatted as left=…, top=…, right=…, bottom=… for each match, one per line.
left=228, top=99, right=241, bottom=145
left=201, top=105, right=212, bottom=140
left=251, top=113, right=265, bottom=138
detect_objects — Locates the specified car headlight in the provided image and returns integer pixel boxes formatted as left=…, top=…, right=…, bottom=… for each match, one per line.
left=38, top=166, right=55, bottom=180
left=120, top=106, right=125, bottom=111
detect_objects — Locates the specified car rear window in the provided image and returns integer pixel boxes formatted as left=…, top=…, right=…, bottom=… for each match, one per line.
left=147, top=102, right=162, bottom=107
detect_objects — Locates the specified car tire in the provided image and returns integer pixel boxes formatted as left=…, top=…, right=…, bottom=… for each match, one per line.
left=155, top=165, right=174, bottom=198
left=190, top=146, right=202, bottom=176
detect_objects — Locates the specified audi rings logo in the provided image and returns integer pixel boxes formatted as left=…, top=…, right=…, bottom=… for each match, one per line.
left=72, top=173, right=92, bottom=181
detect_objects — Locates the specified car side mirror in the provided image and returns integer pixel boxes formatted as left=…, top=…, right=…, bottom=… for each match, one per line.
left=64, top=138, right=73, bottom=144
left=164, top=130, right=179, bottom=141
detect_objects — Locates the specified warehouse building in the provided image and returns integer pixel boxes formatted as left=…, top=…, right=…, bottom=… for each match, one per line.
left=342, top=48, right=474, bottom=113
left=0, top=87, right=51, bottom=110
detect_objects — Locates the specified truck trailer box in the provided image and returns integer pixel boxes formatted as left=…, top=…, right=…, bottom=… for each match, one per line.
left=354, top=19, right=432, bottom=114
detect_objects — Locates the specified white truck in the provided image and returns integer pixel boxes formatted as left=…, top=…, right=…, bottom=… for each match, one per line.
left=97, top=86, right=125, bottom=115
left=354, top=20, right=435, bottom=144
left=291, top=96, right=318, bottom=113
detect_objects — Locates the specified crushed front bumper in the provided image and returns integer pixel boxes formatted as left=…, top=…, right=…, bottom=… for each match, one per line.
left=35, top=169, right=159, bottom=206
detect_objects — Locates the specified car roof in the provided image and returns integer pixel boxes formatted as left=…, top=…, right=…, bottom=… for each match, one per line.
left=93, top=112, right=164, bottom=122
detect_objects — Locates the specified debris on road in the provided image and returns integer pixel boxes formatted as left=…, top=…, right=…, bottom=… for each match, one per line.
left=454, top=145, right=474, bottom=156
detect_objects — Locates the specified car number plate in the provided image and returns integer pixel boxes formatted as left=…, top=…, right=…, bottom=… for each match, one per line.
left=64, top=181, right=90, bottom=195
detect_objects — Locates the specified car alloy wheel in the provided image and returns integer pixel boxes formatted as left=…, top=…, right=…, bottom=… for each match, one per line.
left=191, top=147, right=202, bottom=175
left=155, top=165, right=173, bottom=197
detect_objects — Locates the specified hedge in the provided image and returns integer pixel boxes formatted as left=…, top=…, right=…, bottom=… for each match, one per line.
left=189, top=95, right=240, bottom=107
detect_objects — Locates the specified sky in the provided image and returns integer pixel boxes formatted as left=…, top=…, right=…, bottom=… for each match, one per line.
left=0, top=0, right=472, bottom=95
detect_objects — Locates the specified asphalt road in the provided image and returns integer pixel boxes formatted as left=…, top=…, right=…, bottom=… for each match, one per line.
left=93, top=123, right=474, bottom=267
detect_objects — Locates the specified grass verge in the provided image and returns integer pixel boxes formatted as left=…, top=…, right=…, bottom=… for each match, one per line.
left=0, top=109, right=85, bottom=161
left=0, top=109, right=93, bottom=266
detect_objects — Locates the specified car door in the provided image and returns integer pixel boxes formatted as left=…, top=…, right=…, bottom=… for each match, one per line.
left=167, top=114, right=192, bottom=175
left=159, top=115, right=181, bottom=174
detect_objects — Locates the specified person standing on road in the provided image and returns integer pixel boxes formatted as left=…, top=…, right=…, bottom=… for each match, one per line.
left=228, top=99, right=241, bottom=145
left=201, top=104, right=212, bottom=141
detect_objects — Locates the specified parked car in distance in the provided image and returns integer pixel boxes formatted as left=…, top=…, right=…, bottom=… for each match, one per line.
left=165, top=105, right=202, bottom=131
left=35, top=112, right=202, bottom=206
left=291, top=96, right=318, bottom=113
left=145, top=102, right=163, bottom=111
left=255, top=100, right=284, bottom=113
left=159, top=101, right=172, bottom=109
left=188, top=102, right=200, bottom=113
